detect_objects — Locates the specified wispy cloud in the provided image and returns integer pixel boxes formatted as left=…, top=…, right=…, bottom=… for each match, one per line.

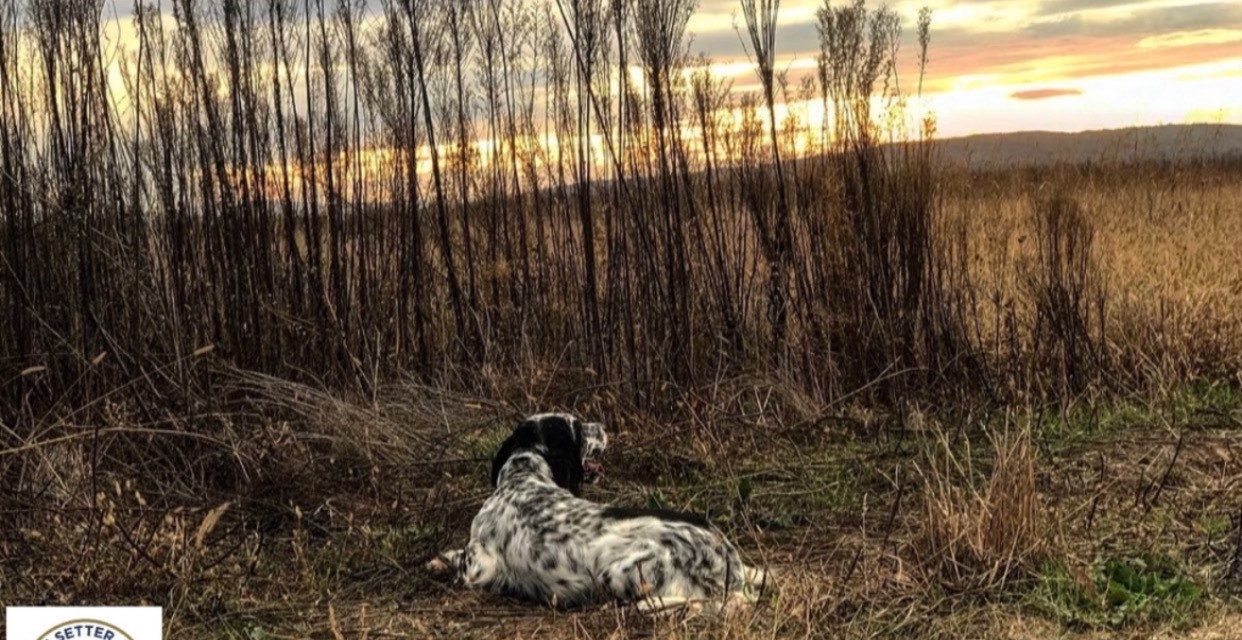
left=1010, top=88, right=1083, bottom=100
left=1138, top=28, right=1242, bottom=49
left=1036, top=0, right=1143, bottom=17
left=690, top=2, right=1242, bottom=86
left=616, top=0, right=1241, bottom=134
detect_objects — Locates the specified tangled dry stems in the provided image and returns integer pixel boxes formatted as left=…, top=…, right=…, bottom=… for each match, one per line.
left=912, top=425, right=1051, bottom=593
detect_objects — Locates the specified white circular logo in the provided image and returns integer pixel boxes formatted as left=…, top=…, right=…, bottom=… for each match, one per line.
left=36, top=619, right=134, bottom=640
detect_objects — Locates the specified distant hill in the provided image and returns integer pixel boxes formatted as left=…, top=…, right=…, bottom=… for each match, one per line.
left=931, top=124, right=1242, bottom=168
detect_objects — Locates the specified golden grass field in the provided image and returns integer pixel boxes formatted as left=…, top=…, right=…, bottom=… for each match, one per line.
left=946, top=161, right=1242, bottom=390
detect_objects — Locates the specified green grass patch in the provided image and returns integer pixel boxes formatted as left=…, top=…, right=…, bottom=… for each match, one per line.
left=1034, top=381, right=1242, bottom=450
left=1030, top=555, right=1203, bottom=629
left=617, top=447, right=872, bottom=534
left=463, top=426, right=510, bottom=462
left=1167, top=381, right=1242, bottom=428
left=695, top=457, right=869, bottom=531
left=1197, top=514, right=1232, bottom=539
left=1033, top=398, right=1151, bottom=447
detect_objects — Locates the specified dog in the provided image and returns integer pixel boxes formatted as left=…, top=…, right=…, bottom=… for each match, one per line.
left=427, top=413, right=766, bottom=611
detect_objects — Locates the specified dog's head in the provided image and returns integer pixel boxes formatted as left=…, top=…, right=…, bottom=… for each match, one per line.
left=490, top=413, right=608, bottom=495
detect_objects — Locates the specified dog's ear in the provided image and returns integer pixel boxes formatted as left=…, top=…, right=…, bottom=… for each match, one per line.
left=539, top=419, right=585, bottom=495
left=490, top=416, right=586, bottom=494
left=490, top=421, right=539, bottom=487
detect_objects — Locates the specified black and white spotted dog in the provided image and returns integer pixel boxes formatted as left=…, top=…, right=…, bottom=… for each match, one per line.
left=428, top=413, right=766, bottom=611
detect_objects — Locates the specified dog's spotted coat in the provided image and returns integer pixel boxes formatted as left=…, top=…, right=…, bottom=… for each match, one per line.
left=429, top=413, right=765, bottom=610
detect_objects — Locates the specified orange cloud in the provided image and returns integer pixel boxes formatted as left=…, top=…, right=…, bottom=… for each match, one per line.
left=1010, top=88, right=1083, bottom=100
left=924, top=34, right=1242, bottom=88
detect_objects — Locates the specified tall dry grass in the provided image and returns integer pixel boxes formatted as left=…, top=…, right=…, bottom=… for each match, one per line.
left=1, top=0, right=1238, bottom=496
left=911, top=425, right=1051, bottom=592
left=0, top=0, right=962, bottom=422
left=944, top=160, right=1242, bottom=397
left=3, top=0, right=1234, bottom=426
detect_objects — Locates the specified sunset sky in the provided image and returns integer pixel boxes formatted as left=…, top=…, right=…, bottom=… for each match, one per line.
left=87, top=0, right=1242, bottom=140
left=683, top=0, right=1242, bottom=136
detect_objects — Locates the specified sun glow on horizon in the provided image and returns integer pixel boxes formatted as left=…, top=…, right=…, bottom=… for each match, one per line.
left=21, top=0, right=1238, bottom=178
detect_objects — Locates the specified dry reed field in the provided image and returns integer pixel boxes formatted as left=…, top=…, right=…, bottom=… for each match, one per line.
left=1, top=0, right=1240, bottom=637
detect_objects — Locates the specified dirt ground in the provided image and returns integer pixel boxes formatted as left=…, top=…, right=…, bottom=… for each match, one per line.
left=184, top=395, right=1241, bottom=639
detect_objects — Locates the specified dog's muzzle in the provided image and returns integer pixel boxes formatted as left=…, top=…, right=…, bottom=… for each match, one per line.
left=583, top=459, right=605, bottom=484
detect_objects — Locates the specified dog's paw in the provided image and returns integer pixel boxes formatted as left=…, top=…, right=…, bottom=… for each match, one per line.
left=425, top=549, right=463, bottom=576
left=636, top=595, right=694, bottom=614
